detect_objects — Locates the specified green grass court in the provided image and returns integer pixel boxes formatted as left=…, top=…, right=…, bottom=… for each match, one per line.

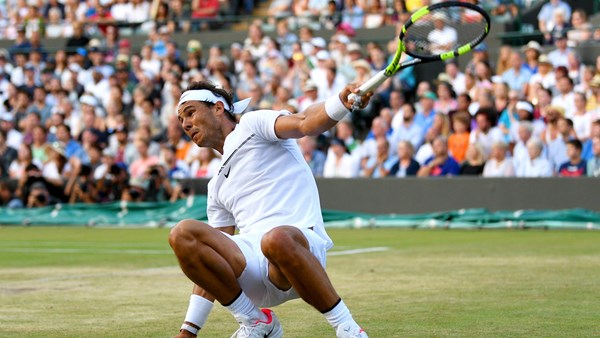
left=1, top=227, right=599, bottom=337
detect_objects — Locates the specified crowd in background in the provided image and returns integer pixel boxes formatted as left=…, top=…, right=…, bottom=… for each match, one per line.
left=1, top=0, right=600, bottom=209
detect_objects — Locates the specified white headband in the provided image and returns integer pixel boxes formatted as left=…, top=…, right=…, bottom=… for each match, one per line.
left=177, top=89, right=251, bottom=115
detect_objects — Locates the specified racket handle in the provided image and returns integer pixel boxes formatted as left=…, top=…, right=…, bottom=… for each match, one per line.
left=349, top=70, right=389, bottom=110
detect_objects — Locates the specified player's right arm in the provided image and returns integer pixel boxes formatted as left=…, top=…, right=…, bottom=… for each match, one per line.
left=273, top=84, right=372, bottom=139
left=175, top=226, right=235, bottom=338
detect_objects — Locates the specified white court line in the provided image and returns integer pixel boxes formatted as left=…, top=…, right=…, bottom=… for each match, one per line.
left=328, top=247, right=389, bottom=256
left=0, top=247, right=389, bottom=256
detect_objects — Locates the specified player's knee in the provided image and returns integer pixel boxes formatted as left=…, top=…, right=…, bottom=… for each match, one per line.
left=169, top=219, right=206, bottom=253
left=261, top=227, right=307, bottom=260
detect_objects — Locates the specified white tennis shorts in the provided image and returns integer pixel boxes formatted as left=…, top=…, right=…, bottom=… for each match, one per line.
left=222, top=227, right=329, bottom=308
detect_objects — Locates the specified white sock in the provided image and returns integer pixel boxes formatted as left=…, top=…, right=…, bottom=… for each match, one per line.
left=323, top=299, right=354, bottom=329
left=225, top=291, right=267, bottom=324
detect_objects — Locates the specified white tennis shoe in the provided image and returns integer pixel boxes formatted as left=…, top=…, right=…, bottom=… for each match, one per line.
left=336, top=321, right=369, bottom=338
left=231, top=309, right=283, bottom=338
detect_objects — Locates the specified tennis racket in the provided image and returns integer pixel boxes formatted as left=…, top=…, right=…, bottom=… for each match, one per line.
left=350, top=1, right=491, bottom=109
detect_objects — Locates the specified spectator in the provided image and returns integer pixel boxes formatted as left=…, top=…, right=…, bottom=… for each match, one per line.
left=470, top=109, right=503, bottom=158
left=335, top=119, right=360, bottom=154
left=160, top=144, right=189, bottom=179
left=483, top=141, right=515, bottom=177
left=444, top=61, right=466, bottom=95
left=582, top=120, right=600, bottom=160
left=8, top=143, right=41, bottom=179
left=572, top=92, right=593, bottom=141
left=389, top=140, right=420, bottom=177
left=547, top=116, right=572, bottom=172
left=0, top=181, right=24, bottom=208
left=417, top=135, right=460, bottom=177
left=547, top=32, right=572, bottom=68
left=324, top=138, right=358, bottom=178
left=448, top=112, right=471, bottom=163
left=129, top=137, right=160, bottom=179
left=522, top=41, right=542, bottom=75
left=145, top=164, right=174, bottom=202
left=414, top=91, right=437, bottom=136
left=190, top=0, right=220, bottom=31
left=501, top=51, right=532, bottom=94
left=65, top=162, right=97, bottom=203
left=551, top=76, right=575, bottom=118
left=363, top=0, right=385, bottom=29
left=567, top=8, right=592, bottom=46
left=362, top=137, right=396, bottom=178
left=587, top=135, right=600, bottom=177
left=189, top=147, right=221, bottom=178
left=517, top=138, right=553, bottom=177
left=434, top=82, right=457, bottom=116
left=341, top=0, right=364, bottom=30
left=529, top=54, right=555, bottom=90
left=26, top=181, right=56, bottom=208
left=390, top=103, right=423, bottom=151
left=538, top=0, right=572, bottom=38
left=459, top=143, right=485, bottom=176
left=0, top=129, right=17, bottom=178
left=427, top=12, right=458, bottom=55
left=42, top=141, right=68, bottom=189
left=321, top=0, right=342, bottom=30
left=298, top=135, right=326, bottom=177
left=495, top=45, right=513, bottom=76
left=558, top=139, right=586, bottom=177
left=543, top=7, right=571, bottom=45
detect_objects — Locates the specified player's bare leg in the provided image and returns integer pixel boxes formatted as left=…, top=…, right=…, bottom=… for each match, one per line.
left=170, top=219, right=281, bottom=337
left=261, top=226, right=368, bottom=337
left=169, top=219, right=246, bottom=303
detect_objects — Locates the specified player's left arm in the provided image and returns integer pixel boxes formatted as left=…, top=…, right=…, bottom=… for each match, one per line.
left=274, top=84, right=372, bottom=139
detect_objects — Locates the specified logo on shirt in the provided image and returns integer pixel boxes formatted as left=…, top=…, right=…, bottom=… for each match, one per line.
left=223, top=166, right=231, bottom=178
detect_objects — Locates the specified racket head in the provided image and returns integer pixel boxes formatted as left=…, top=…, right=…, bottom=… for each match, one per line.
left=398, top=1, right=491, bottom=62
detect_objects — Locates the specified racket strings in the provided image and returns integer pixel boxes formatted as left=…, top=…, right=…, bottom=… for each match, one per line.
left=403, top=7, right=488, bottom=58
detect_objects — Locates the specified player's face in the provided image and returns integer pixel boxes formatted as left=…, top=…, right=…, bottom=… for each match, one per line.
left=178, top=101, right=220, bottom=147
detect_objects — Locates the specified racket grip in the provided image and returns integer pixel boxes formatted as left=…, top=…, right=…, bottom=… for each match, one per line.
left=349, top=70, right=389, bottom=110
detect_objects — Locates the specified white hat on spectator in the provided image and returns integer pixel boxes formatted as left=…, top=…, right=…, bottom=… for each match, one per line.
left=0, top=112, right=13, bottom=122
left=316, top=50, right=331, bottom=61
left=334, top=35, right=350, bottom=45
left=522, top=40, right=542, bottom=53
left=538, top=54, right=552, bottom=65
left=516, top=101, right=534, bottom=113
left=311, top=37, right=327, bottom=49
left=491, top=75, right=504, bottom=84
left=88, top=38, right=102, bottom=49
left=347, top=43, right=361, bottom=53
left=352, top=59, right=372, bottom=71
left=303, top=80, right=318, bottom=91
left=102, top=147, right=116, bottom=157
left=116, top=54, right=129, bottom=63
left=80, top=94, right=98, bottom=107
left=187, top=40, right=202, bottom=53
left=68, top=63, right=82, bottom=73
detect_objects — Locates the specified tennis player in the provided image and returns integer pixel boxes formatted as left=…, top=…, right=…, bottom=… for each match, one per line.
left=170, top=80, right=371, bottom=338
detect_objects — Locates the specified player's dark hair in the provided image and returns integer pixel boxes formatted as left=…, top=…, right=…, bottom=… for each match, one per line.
left=184, top=81, right=236, bottom=122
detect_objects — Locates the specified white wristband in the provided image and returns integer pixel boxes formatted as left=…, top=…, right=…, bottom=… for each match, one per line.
left=180, top=323, right=199, bottom=335
left=325, top=94, right=351, bottom=121
left=184, top=294, right=214, bottom=329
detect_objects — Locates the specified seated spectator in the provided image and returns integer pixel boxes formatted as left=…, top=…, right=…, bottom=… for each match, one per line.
left=459, top=143, right=485, bottom=176
left=483, top=141, right=515, bottom=177
left=0, top=181, right=23, bottom=208
left=529, top=54, right=556, bottom=90
left=320, top=0, right=342, bottom=30
left=572, top=92, right=593, bottom=141
left=298, top=135, right=326, bottom=177
left=335, top=120, right=360, bottom=154
left=444, top=61, right=466, bottom=95
left=160, top=144, right=189, bottom=179
left=389, top=141, right=420, bottom=178
left=362, top=137, right=396, bottom=178
left=42, top=141, right=68, bottom=189
left=427, top=12, right=458, bottom=55
left=501, top=51, right=532, bottom=94
left=448, top=112, right=471, bottom=163
left=417, top=135, right=460, bottom=177
left=516, top=138, right=552, bottom=177
left=547, top=32, right=573, bottom=68
left=414, top=91, right=437, bottom=136
left=538, top=0, right=572, bottom=39
left=544, top=8, right=571, bottom=45
left=26, top=181, right=57, bottom=208
left=470, top=109, right=503, bottom=158
left=144, top=164, right=174, bottom=202
left=189, top=147, right=221, bottom=178
left=434, top=82, right=457, bottom=115
left=587, top=136, right=600, bottom=177
left=0, top=129, right=17, bottom=178
left=567, top=8, right=592, bottom=46
left=65, top=162, right=97, bottom=203
left=363, top=0, right=385, bottom=29
left=547, top=116, right=573, bottom=172
left=582, top=120, right=600, bottom=160
left=522, top=41, right=542, bottom=75
left=390, top=103, right=423, bottom=152
left=129, top=137, right=160, bottom=179
left=324, top=138, right=358, bottom=178
left=558, top=139, right=586, bottom=177
left=341, top=0, right=364, bottom=30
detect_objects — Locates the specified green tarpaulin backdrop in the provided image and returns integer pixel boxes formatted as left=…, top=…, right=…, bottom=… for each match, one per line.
left=1, top=195, right=599, bottom=229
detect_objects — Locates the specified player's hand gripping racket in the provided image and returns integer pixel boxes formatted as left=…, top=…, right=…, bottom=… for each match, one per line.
left=349, top=1, right=491, bottom=110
